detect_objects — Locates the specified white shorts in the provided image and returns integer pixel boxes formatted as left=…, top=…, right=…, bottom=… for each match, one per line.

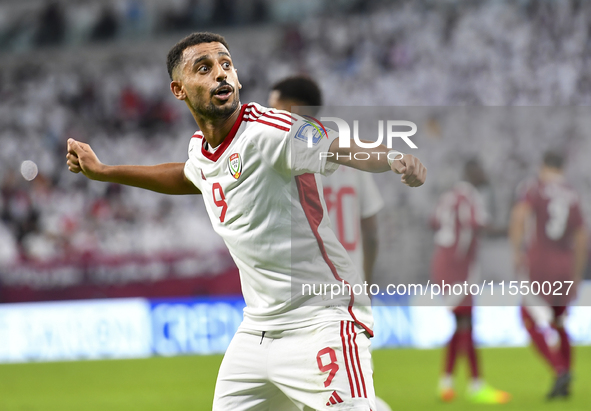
left=213, top=320, right=376, bottom=410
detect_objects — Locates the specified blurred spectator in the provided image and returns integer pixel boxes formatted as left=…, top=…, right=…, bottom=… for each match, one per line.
left=34, top=1, right=65, bottom=47
left=122, top=0, right=147, bottom=37
left=281, top=25, right=305, bottom=57
left=162, top=0, right=197, bottom=32
left=119, top=86, right=145, bottom=125
left=251, top=0, right=269, bottom=23
left=212, top=0, right=236, bottom=26
left=90, top=6, right=119, bottom=42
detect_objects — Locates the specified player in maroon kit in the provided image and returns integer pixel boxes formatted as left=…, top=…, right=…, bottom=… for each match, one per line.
left=510, top=151, right=588, bottom=399
left=431, top=159, right=511, bottom=404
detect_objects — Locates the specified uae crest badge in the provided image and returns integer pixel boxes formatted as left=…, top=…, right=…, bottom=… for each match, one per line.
left=228, top=153, right=242, bottom=179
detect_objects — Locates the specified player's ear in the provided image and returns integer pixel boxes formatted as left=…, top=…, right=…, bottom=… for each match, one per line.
left=170, top=80, right=186, bottom=100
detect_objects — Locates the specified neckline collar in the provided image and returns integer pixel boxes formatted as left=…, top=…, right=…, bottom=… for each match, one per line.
left=201, top=104, right=247, bottom=162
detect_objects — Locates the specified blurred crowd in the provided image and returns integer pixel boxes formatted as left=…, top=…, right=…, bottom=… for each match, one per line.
left=0, top=53, right=224, bottom=266
left=0, top=0, right=273, bottom=52
left=0, top=0, right=590, bottom=283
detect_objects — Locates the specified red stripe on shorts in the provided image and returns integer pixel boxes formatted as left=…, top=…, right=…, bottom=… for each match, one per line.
left=340, top=321, right=355, bottom=397
left=352, top=324, right=368, bottom=398
left=347, top=322, right=362, bottom=397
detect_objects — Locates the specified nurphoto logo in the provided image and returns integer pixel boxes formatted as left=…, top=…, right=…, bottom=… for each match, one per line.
left=297, top=116, right=419, bottom=162
left=320, top=117, right=418, bottom=149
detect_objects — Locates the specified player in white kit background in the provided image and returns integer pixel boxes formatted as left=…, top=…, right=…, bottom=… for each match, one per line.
left=268, top=76, right=390, bottom=411
left=268, top=76, right=384, bottom=284
left=66, top=32, right=426, bottom=410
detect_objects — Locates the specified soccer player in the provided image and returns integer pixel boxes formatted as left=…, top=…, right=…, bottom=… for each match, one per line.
left=66, top=32, right=427, bottom=410
left=268, top=76, right=384, bottom=287
left=431, top=159, right=510, bottom=404
left=510, top=151, right=588, bottom=399
left=269, top=76, right=391, bottom=411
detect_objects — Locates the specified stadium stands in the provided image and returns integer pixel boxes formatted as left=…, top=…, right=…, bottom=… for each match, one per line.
left=1, top=0, right=590, bottom=300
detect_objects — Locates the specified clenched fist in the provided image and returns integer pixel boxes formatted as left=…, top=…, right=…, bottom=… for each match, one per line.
left=390, top=154, right=427, bottom=187
left=66, top=138, right=104, bottom=181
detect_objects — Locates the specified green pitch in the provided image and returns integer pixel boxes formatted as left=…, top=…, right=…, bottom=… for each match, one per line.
left=373, top=346, right=591, bottom=411
left=0, top=346, right=589, bottom=410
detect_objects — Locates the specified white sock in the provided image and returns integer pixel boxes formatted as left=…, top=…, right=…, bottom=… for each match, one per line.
left=439, top=375, right=453, bottom=390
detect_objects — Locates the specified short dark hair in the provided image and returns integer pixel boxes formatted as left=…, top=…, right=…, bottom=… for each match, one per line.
left=166, top=32, right=230, bottom=80
left=271, top=76, right=323, bottom=110
left=543, top=150, right=565, bottom=169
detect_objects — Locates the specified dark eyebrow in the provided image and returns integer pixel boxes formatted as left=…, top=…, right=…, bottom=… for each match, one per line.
left=193, top=55, right=210, bottom=67
left=193, top=52, right=231, bottom=68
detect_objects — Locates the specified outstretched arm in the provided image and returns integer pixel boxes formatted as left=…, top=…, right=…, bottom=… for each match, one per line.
left=66, top=138, right=201, bottom=195
left=327, top=140, right=426, bottom=187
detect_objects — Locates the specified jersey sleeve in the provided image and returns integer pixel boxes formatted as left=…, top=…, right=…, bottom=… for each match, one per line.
left=255, top=114, right=340, bottom=177
left=183, top=137, right=203, bottom=191
left=290, top=119, right=340, bottom=176
left=357, top=172, right=384, bottom=219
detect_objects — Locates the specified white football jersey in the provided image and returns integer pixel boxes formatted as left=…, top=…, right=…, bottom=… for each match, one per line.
left=322, top=167, right=384, bottom=277
left=184, top=103, right=373, bottom=335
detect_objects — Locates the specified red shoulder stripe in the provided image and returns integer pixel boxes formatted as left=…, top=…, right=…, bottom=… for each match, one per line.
left=244, top=110, right=263, bottom=121
left=250, top=105, right=294, bottom=124
left=244, top=118, right=290, bottom=132
left=244, top=106, right=292, bottom=129
left=262, top=112, right=293, bottom=126
left=249, top=104, right=263, bottom=116
left=245, top=106, right=264, bottom=120
left=268, top=109, right=296, bottom=123
left=244, top=103, right=263, bottom=115
left=246, top=105, right=294, bottom=125
left=246, top=104, right=294, bottom=123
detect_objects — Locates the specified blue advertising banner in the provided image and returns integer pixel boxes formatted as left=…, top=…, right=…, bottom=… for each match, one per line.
left=0, top=283, right=590, bottom=363
left=0, top=298, right=152, bottom=363
left=150, top=296, right=246, bottom=356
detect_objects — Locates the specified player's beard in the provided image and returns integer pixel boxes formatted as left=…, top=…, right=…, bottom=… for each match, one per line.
left=192, top=84, right=240, bottom=121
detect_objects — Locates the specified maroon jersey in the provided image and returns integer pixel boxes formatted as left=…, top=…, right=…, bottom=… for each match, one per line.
left=517, top=178, right=584, bottom=283
left=431, top=182, right=488, bottom=285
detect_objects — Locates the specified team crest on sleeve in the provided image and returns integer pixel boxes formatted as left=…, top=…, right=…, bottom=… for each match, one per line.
left=228, top=153, right=243, bottom=179
left=294, top=116, right=328, bottom=146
